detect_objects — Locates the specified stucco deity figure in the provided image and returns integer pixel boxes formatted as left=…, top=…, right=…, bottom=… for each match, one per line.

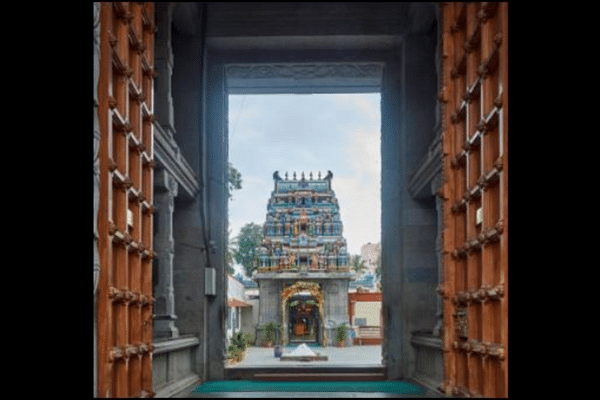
left=311, top=253, right=319, bottom=269
left=284, top=221, right=291, bottom=236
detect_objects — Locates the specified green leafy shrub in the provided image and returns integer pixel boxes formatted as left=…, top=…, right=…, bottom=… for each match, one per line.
left=227, top=332, right=248, bottom=363
left=335, top=323, right=347, bottom=345
left=243, top=332, right=254, bottom=347
left=263, top=322, right=282, bottom=346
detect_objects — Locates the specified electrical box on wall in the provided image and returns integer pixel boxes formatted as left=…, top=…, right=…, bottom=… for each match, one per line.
left=205, top=268, right=216, bottom=296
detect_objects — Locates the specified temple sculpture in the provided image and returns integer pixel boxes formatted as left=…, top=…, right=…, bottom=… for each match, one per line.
left=254, top=171, right=352, bottom=346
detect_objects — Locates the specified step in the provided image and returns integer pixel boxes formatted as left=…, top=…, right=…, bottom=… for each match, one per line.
left=254, top=372, right=385, bottom=381
left=225, top=366, right=386, bottom=381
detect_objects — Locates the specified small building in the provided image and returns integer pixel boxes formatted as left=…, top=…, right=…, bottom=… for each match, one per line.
left=349, top=272, right=378, bottom=293
left=360, top=242, right=381, bottom=276
left=348, top=291, right=382, bottom=345
left=226, top=275, right=253, bottom=343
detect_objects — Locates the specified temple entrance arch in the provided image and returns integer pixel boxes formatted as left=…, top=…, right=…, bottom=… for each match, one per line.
left=281, top=281, right=326, bottom=346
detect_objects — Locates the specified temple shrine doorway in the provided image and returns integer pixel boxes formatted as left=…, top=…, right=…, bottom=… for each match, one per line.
left=288, top=293, right=320, bottom=344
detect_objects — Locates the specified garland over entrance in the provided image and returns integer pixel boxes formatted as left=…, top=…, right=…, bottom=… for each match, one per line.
left=281, top=281, right=326, bottom=345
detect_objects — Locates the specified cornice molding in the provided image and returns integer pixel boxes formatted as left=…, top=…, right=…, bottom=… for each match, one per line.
left=153, top=122, right=200, bottom=200
left=408, top=135, right=442, bottom=199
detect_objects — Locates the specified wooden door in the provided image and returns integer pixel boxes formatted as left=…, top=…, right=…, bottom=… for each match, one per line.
left=97, top=3, right=156, bottom=397
left=438, top=2, right=508, bottom=397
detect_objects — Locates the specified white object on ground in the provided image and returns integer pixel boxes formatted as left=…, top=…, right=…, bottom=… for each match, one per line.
left=288, top=343, right=317, bottom=357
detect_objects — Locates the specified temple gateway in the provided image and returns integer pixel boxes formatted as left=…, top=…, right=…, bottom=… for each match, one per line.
left=253, top=171, right=352, bottom=346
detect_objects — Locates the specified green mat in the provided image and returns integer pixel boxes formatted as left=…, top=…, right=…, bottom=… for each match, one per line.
left=192, top=380, right=425, bottom=394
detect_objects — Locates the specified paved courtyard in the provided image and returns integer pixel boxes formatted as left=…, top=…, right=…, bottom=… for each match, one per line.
left=226, top=345, right=383, bottom=368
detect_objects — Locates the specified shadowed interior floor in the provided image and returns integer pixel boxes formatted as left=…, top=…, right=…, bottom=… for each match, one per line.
left=192, top=380, right=425, bottom=394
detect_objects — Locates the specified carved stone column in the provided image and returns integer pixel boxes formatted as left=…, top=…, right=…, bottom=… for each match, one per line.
left=154, top=3, right=176, bottom=139
left=432, top=172, right=444, bottom=337
left=153, top=168, right=180, bottom=339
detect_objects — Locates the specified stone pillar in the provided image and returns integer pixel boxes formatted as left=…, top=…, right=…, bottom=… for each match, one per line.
left=323, top=280, right=350, bottom=345
left=381, top=40, right=405, bottom=380
left=154, top=3, right=176, bottom=139
left=432, top=173, right=444, bottom=337
left=258, top=279, right=280, bottom=326
left=153, top=168, right=180, bottom=339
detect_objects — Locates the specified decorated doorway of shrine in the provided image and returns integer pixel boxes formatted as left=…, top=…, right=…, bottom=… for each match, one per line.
left=288, top=294, right=320, bottom=344
left=281, top=281, right=326, bottom=346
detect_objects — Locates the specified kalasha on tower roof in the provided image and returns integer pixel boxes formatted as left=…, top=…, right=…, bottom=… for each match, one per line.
left=255, top=171, right=349, bottom=274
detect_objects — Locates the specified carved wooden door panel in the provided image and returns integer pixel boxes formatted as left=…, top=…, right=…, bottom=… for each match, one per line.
left=97, top=3, right=156, bottom=397
left=438, top=3, right=508, bottom=397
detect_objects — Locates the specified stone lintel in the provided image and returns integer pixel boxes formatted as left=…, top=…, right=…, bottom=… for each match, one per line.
left=225, top=62, right=384, bottom=94
left=154, top=122, right=200, bottom=200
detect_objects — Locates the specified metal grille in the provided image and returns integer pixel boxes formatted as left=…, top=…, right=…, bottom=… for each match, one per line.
left=97, top=3, right=156, bottom=397
left=438, top=2, right=508, bottom=397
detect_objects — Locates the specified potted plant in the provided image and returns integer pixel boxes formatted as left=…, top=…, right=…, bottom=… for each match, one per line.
left=335, top=323, right=347, bottom=347
left=227, top=332, right=247, bottom=364
left=263, top=321, right=279, bottom=347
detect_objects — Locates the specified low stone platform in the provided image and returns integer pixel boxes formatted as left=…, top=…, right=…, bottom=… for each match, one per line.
left=279, top=343, right=329, bottom=362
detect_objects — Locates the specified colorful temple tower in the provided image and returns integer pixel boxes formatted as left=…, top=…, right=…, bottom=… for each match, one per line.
left=254, top=171, right=352, bottom=346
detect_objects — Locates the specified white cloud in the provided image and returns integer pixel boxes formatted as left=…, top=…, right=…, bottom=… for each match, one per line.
left=228, top=93, right=381, bottom=263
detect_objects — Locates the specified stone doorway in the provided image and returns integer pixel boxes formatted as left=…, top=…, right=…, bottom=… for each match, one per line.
left=287, top=293, right=320, bottom=345
left=207, top=4, right=442, bottom=383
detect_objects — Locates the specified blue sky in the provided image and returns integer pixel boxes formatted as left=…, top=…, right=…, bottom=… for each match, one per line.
left=228, top=93, right=381, bottom=277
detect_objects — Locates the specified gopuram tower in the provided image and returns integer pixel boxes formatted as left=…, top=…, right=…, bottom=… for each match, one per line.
left=254, top=170, right=352, bottom=346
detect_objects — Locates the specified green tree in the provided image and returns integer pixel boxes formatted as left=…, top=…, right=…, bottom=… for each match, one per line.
left=225, top=229, right=236, bottom=275
left=226, top=163, right=242, bottom=275
left=375, top=252, right=382, bottom=281
left=228, top=163, right=242, bottom=201
left=350, top=254, right=367, bottom=276
left=233, top=222, right=263, bottom=277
